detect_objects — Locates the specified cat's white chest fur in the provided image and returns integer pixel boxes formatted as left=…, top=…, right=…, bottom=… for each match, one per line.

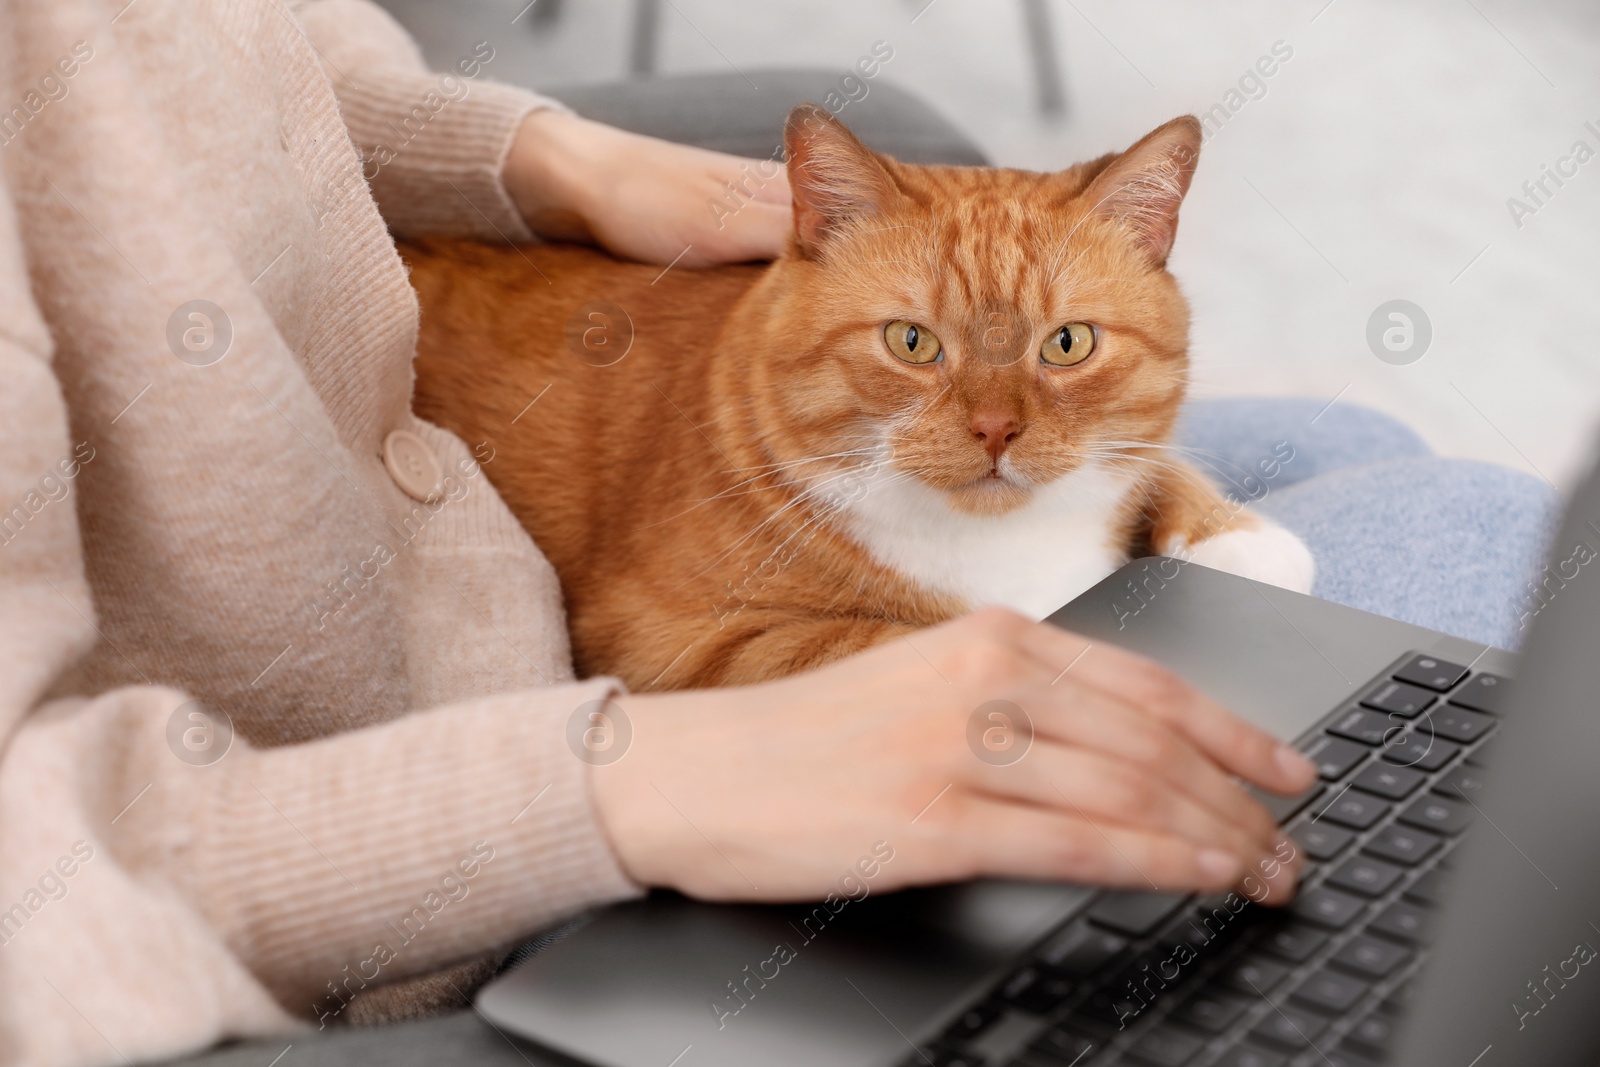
left=820, top=460, right=1316, bottom=619
left=824, top=461, right=1135, bottom=619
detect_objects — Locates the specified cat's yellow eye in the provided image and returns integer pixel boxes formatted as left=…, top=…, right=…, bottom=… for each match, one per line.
left=884, top=320, right=943, bottom=365
left=1041, top=322, right=1097, bottom=366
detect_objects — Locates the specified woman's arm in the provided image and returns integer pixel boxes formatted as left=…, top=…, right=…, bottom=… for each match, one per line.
left=502, top=108, right=793, bottom=266
left=293, top=0, right=790, bottom=264
left=594, top=609, right=1317, bottom=906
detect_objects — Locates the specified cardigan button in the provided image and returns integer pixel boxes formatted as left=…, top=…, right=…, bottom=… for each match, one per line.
left=382, top=430, right=443, bottom=502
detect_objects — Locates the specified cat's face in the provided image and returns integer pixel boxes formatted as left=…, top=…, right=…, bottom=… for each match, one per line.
left=744, top=108, right=1200, bottom=518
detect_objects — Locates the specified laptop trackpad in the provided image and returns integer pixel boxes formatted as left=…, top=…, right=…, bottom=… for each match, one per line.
left=479, top=880, right=1094, bottom=1067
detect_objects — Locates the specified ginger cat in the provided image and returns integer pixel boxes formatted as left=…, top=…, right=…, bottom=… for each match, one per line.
left=403, top=106, right=1313, bottom=691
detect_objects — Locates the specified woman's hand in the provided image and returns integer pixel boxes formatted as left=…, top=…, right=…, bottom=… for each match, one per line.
left=588, top=608, right=1318, bottom=907
left=504, top=108, right=792, bottom=267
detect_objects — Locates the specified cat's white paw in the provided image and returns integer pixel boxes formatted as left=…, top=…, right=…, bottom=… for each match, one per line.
left=1179, top=519, right=1315, bottom=594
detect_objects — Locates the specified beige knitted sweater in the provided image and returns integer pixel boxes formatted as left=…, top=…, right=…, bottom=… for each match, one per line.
left=0, top=1, right=643, bottom=1063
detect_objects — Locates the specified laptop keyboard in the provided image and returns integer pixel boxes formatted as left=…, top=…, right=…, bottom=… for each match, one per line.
left=897, top=652, right=1511, bottom=1067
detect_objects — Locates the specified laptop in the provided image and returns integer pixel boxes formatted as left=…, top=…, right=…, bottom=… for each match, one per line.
left=476, top=453, right=1600, bottom=1067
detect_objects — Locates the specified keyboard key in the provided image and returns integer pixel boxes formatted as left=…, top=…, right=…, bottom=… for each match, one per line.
left=1362, top=824, right=1444, bottom=867
left=1292, top=822, right=1355, bottom=862
left=1214, top=1048, right=1288, bottom=1067
left=1071, top=986, right=1143, bottom=1035
left=1086, top=892, right=1190, bottom=937
left=1127, top=1025, right=1205, bottom=1066
left=1330, top=935, right=1413, bottom=979
left=1327, top=856, right=1405, bottom=897
left=1343, top=1011, right=1395, bottom=1057
left=1109, top=950, right=1174, bottom=1003
left=1260, top=924, right=1329, bottom=963
left=1290, top=886, right=1367, bottom=929
left=1403, top=868, right=1448, bottom=906
left=1380, top=734, right=1460, bottom=772
left=1176, top=991, right=1250, bottom=1034
left=1465, top=736, right=1499, bottom=766
left=1036, top=925, right=1127, bottom=977
left=944, top=1002, right=1002, bottom=1041
left=1399, top=795, right=1472, bottom=835
left=1290, top=969, right=1369, bottom=1013
left=1027, top=1027, right=1098, bottom=1064
left=1311, top=789, right=1391, bottom=830
left=1392, top=654, right=1468, bottom=691
left=1327, top=708, right=1397, bottom=746
left=1433, top=764, right=1488, bottom=801
left=1369, top=900, right=1431, bottom=943
left=1251, top=782, right=1326, bottom=824
left=1222, top=957, right=1290, bottom=995
left=1359, top=680, right=1436, bottom=718
left=1188, top=897, right=1264, bottom=948
left=928, top=1049, right=982, bottom=1067
left=1156, top=915, right=1223, bottom=958
left=1249, top=1006, right=1329, bottom=1049
left=1448, top=672, right=1513, bottom=713
left=1000, top=966, right=1076, bottom=1015
left=1352, top=762, right=1427, bottom=800
left=1301, top=735, right=1370, bottom=781
left=1418, top=705, right=1495, bottom=744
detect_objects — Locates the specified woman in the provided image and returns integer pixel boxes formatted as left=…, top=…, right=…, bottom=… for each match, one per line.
left=0, top=2, right=1552, bottom=1064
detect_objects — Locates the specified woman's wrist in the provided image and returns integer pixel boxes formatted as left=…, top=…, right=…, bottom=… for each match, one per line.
left=504, top=108, right=607, bottom=243
left=502, top=106, right=793, bottom=266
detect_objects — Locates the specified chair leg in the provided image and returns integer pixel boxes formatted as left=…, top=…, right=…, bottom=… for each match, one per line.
left=1020, top=0, right=1067, bottom=115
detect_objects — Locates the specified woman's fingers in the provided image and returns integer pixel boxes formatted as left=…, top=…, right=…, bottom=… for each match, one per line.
left=948, top=794, right=1298, bottom=904
left=965, top=740, right=1284, bottom=870
left=1019, top=683, right=1283, bottom=852
left=684, top=200, right=792, bottom=267
left=895, top=610, right=1297, bottom=855
left=1001, top=615, right=1317, bottom=796
left=1085, top=649, right=1316, bottom=794
left=738, top=159, right=792, bottom=205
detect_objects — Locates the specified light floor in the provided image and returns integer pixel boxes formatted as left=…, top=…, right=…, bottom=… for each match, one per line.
left=382, top=0, right=1600, bottom=490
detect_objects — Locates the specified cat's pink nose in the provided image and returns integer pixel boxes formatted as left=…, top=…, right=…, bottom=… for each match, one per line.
left=970, top=414, right=1021, bottom=462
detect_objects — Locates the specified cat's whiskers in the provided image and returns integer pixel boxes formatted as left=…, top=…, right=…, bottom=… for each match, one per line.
left=714, top=465, right=921, bottom=610
left=688, top=460, right=887, bottom=507
left=722, top=446, right=887, bottom=476
left=718, top=443, right=897, bottom=489
left=1084, top=438, right=1276, bottom=485
left=1081, top=453, right=1211, bottom=490
left=671, top=457, right=892, bottom=588
left=1071, top=442, right=1242, bottom=494
left=741, top=468, right=917, bottom=586
left=639, top=447, right=889, bottom=529
left=670, top=491, right=821, bottom=590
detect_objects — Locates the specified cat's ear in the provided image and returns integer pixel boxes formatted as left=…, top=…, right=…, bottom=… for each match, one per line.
left=784, top=104, right=897, bottom=256
left=1080, top=116, right=1202, bottom=267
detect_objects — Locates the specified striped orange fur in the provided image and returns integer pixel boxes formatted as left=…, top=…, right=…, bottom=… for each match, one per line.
left=404, top=107, right=1301, bottom=690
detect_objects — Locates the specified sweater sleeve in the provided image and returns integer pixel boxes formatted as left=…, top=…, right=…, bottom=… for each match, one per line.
left=29, top=677, right=645, bottom=1017
left=290, top=0, right=566, bottom=241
